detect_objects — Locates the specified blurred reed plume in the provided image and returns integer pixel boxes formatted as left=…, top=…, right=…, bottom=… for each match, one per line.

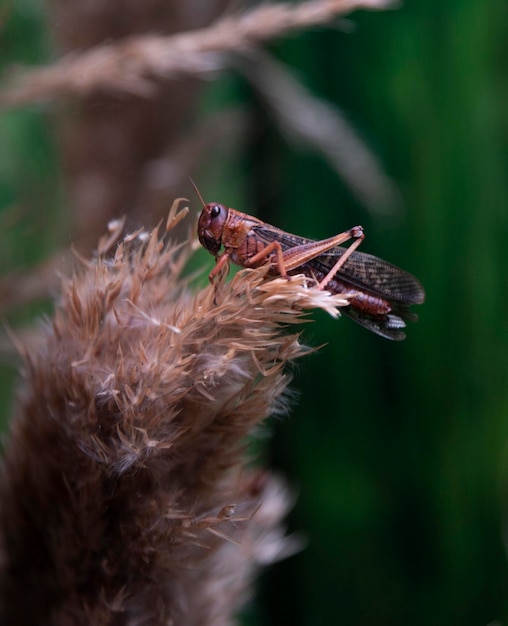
left=0, top=0, right=392, bottom=108
left=0, top=200, right=349, bottom=625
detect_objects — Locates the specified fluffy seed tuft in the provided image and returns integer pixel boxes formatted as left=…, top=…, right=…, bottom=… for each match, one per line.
left=0, top=200, right=350, bottom=625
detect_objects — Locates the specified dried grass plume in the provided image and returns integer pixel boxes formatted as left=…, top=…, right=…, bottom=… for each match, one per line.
left=0, top=0, right=394, bottom=108
left=0, top=200, right=349, bottom=625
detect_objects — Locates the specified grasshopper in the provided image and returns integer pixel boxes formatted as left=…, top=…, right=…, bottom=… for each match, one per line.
left=197, top=200, right=425, bottom=341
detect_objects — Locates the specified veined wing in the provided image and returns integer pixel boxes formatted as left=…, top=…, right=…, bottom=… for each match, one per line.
left=252, top=224, right=425, bottom=305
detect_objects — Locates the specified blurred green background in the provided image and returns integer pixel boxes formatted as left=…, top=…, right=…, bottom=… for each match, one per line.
left=2, top=1, right=508, bottom=625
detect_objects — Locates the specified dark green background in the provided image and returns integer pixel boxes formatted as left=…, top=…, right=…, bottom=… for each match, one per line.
left=2, top=2, right=508, bottom=625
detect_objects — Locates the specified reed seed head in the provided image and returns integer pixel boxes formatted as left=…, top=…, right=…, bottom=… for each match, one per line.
left=0, top=200, right=350, bottom=625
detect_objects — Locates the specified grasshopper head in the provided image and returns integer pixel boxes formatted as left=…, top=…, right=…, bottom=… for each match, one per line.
left=197, top=203, right=228, bottom=257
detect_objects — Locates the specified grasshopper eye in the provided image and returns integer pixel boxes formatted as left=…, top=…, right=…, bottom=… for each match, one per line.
left=210, top=205, right=221, bottom=219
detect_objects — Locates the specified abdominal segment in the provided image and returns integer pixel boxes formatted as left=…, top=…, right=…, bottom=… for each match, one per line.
left=325, top=278, right=391, bottom=316
left=285, top=265, right=392, bottom=317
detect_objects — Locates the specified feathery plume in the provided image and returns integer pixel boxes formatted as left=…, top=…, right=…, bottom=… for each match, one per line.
left=0, top=0, right=394, bottom=109
left=0, top=200, right=349, bottom=625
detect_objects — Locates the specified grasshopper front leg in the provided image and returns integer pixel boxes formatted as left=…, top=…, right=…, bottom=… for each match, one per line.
left=208, top=251, right=231, bottom=283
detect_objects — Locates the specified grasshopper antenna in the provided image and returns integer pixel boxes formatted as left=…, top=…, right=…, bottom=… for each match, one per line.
left=189, top=177, right=207, bottom=209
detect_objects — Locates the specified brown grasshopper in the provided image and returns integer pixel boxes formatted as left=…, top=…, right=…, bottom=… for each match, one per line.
left=197, top=198, right=425, bottom=341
